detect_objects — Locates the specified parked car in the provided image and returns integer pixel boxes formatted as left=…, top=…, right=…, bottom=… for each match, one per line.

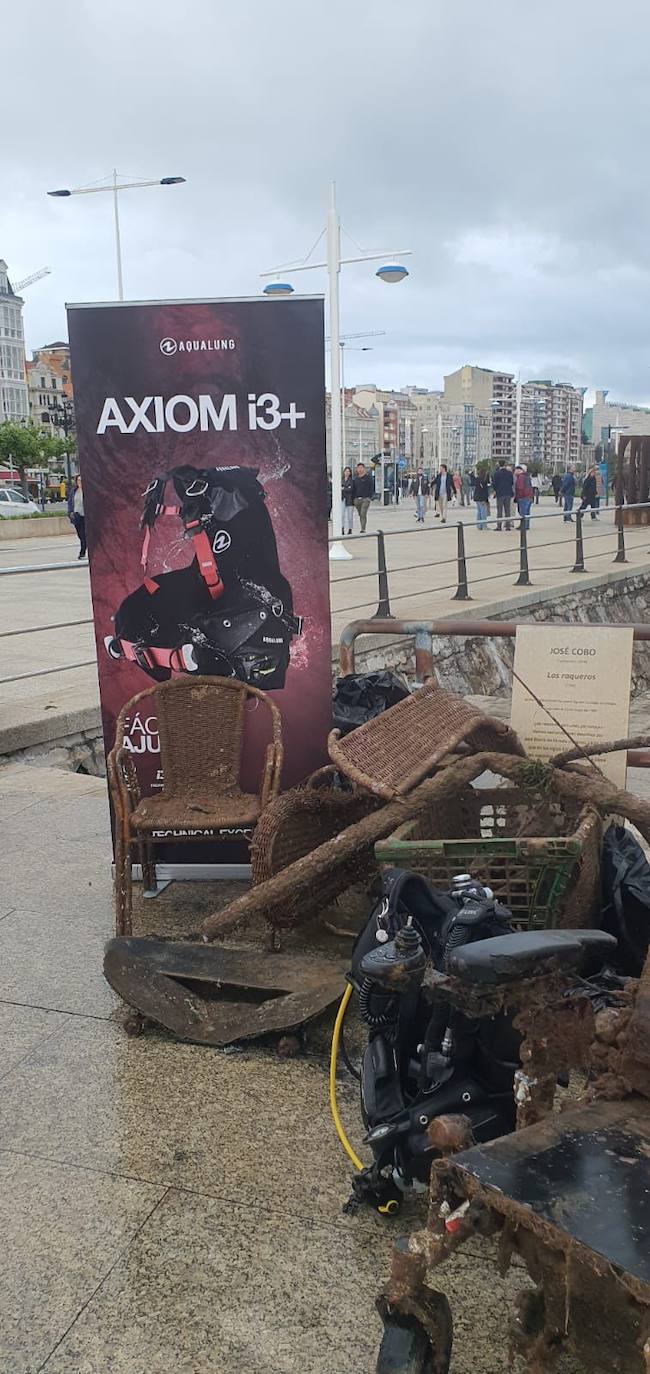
left=0, top=488, right=40, bottom=518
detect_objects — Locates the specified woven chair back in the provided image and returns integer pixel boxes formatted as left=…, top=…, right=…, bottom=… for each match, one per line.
left=155, top=678, right=247, bottom=799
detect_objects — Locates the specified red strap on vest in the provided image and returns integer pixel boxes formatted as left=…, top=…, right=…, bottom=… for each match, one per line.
left=119, top=641, right=185, bottom=673
left=191, top=529, right=224, bottom=600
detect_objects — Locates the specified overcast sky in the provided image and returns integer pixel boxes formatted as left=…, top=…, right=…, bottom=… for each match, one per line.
left=4, top=0, right=650, bottom=404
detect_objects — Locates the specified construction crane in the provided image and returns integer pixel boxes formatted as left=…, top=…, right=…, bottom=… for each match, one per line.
left=12, top=267, right=51, bottom=293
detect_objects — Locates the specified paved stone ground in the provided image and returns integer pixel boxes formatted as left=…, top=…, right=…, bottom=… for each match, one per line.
left=1, top=496, right=649, bottom=720
left=0, top=758, right=599, bottom=1374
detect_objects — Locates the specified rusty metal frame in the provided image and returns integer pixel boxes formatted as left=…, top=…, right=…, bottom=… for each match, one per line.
left=339, top=618, right=650, bottom=768
left=378, top=943, right=650, bottom=1372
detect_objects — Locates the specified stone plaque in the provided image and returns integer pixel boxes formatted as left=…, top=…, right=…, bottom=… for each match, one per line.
left=510, top=624, right=634, bottom=787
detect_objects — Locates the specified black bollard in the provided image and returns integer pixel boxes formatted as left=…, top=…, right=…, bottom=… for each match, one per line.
left=514, top=517, right=531, bottom=586
left=372, top=529, right=394, bottom=618
left=452, top=521, right=472, bottom=600
left=613, top=516, right=627, bottom=564
left=571, top=510, right=586, bottom=572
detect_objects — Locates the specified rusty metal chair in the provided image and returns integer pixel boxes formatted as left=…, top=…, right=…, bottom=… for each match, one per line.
left=328, top=679, right=524, bottom=801
left=107, top=676, right=283, bottom=936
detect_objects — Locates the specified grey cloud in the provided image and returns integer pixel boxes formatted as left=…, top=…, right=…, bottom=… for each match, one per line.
left=4, top=0, right=650, bottom=402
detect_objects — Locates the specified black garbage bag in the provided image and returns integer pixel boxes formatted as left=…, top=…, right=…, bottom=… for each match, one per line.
left=332, top=671, right=410, bottom=736
left=601, top=823, right=650, bottom=976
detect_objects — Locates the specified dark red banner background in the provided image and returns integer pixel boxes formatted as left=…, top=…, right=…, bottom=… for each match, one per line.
left=68, top=296, right=330, bottom=862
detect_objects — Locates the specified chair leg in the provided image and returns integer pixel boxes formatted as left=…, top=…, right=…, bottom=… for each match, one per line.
left=140, top=836, right=157, bottom=894
left=114, top=830, right=133, bottom=938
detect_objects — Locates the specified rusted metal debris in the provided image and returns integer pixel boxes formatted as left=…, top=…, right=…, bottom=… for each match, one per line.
left=378, top=939, right=650, bottom=1373
left=200, top=747, right=650, bottom=943
left=103, top=937, right=347, bottom=1046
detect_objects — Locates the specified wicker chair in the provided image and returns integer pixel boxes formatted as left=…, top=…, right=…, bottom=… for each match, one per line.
left=328, top=679, right=524, bottom=801
left=107, top=676, right=283, bottom=936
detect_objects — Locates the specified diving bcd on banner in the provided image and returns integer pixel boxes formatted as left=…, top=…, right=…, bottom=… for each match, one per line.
left=105, top=463, right=302, bottom=688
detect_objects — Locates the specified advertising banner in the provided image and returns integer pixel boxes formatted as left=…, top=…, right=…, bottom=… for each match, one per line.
left=68, top=296, right=330, bottom=868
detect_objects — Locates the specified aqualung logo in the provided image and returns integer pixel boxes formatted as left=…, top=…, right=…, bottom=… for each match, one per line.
left=212, top=530, right=231, bottom=553
left=159, top=336, right=236, bottom=355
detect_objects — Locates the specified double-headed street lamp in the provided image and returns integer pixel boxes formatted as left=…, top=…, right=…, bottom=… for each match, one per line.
left=261, top=181, right=410, bottom=559
left=47, top=170, right=186, bottom=301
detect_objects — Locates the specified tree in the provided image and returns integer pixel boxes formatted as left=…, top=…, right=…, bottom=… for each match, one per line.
left=0, top=422, right=41, bottom=496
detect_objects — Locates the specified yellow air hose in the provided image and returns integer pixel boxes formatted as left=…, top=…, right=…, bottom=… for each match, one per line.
left=329, top=983, right=364, bottom=1172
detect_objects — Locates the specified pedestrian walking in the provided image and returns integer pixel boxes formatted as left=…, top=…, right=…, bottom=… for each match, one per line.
left=579, top=466, right=599, bottom=520
left=560, top=467, right=576, bottom=522
left=71, top=474, right=86, bottom=559
left=491, top=460, right=513, bottom=531
left=452, top=471, right=462, bottom=506
left=352, top=461, right=374, bottom=533
left=531, top=471, right=542, bottom=505
left=461, top=470, right=472, bottom=506
left=409, top=468, right=430, bottom=522
left=433, top=464, right=454, bottom=522
left=514, top=464, right=534, bottom=530
left=551, top=473, right=562, bottom=504
left=474, top=470, right=490, bottom=530
left=341, top=465, right=354, bottom=535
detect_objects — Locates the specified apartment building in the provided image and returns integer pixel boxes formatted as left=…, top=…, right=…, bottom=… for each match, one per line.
left=0, top=260, right=28, bottom=423
left=443, top=365, right=516, bottom=463
left=518, top=380, right=584, bottom=470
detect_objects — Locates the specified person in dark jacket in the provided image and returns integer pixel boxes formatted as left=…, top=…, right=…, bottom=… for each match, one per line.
left=474, top=470, right=490, bottom=529
left=409, top=468, right=430, bottom=522
left=491, top=460, right=514, bottom=531
left=551, top=472, right=562, bottom=504
left=433, top=465, right=455, bottom=522
left=579, top=466, right=599, bottom=520
left=560, top=467, right=576, bottom=522
left=341, top=465, right=354, bottom=534
left=352, top=462, right=374, bottom=533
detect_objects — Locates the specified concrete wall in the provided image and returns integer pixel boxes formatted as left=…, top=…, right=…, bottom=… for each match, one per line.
left=0, top=515, right=71, bottom=540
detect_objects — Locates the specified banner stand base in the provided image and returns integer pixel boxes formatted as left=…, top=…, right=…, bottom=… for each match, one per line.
left=127, top=863, right=252, bottom=883
left=142, top=879, right=173, bottom=900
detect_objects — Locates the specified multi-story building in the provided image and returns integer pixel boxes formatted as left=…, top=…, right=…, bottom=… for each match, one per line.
left=443, top=365, right=516, bottom=463
left=545, top=382, right=584, bottom=471
left=26, top=340, right=75, bottom=441
left=31, top=341, right=72, bottom=397
left=325, top=394, right=381, bottom=472
left=0, top=260, right=28, bottom=423
left=583, top=390, right=650, bottom=448
left=404, top=388, right=443, bottom=469
left=439, top=403, right=493, bottom=471
left=26, top=359, right=68, bottom=436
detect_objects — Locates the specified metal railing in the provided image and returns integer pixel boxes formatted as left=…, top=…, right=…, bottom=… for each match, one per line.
left=328, top=501, right=650, bottom=619
left=1, top=500, right=649, bottom=689
left=338, top=615, right=650, bottom=770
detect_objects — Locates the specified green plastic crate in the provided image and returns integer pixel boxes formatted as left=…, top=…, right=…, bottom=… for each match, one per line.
left=375, top=786, right=601, bottom=929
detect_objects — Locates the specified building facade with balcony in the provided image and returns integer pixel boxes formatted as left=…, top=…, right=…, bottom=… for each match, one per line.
left=443, top=365, right=516, bottom=463
left=0, top=260, right=29, bottom=423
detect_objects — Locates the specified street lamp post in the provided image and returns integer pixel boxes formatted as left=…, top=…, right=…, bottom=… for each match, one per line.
left=340, top=341, right=375, bottom=474
left=47, top=171, right=186, bottom=301
left=261, top=181, right=410, bottom=560
left=51, top=396, right=75, bottom=483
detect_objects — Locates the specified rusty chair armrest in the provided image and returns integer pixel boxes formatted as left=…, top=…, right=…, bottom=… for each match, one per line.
left=260, top=741, right=283, bottom=810
left=107, top=746, right=142, bottom=821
